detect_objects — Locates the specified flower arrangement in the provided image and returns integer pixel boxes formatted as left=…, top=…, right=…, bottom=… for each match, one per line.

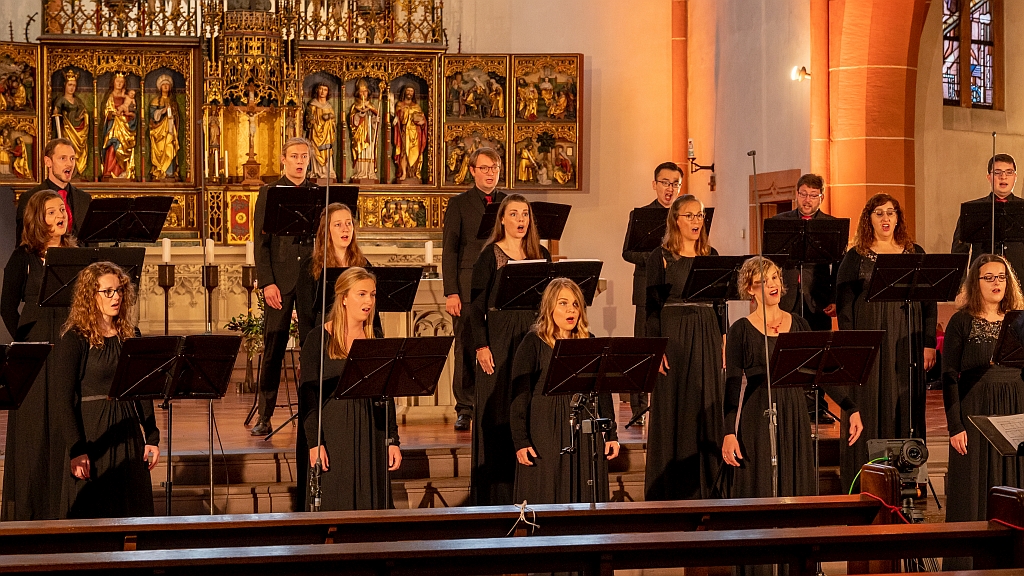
left=225, top=290, right=265, bottom=392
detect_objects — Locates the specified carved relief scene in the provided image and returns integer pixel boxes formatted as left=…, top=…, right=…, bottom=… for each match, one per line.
left=512, top=55, right=579, bottom=122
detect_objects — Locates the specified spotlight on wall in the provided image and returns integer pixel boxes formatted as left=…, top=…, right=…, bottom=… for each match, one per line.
left=791, top=66, right=811, bottom=81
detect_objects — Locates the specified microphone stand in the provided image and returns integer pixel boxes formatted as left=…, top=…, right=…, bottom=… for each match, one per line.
left=991, top=132, right=997, bottom=257
left=749, top=150, right=779, bottom=499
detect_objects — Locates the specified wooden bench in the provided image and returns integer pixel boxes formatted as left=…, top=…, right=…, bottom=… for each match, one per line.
left=0, top=464, right=900, bottom=554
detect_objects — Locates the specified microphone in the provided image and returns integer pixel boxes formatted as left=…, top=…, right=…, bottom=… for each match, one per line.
left=747, top=150, right=756, bottom=157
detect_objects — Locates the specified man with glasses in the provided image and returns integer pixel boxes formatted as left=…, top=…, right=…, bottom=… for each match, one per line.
left=952, top=154, right=1024, bottom=278
left=770, top=173, right=838, bottom=423
left=442, top=147, right=507, bottom=431
left=621, top=161, right=684, bottom=424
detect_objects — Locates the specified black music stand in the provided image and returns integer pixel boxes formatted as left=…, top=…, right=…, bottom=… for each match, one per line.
left=315, top=336, right=454, bottom=510
left=313, top=266, right=423, bottom=313
left=865, top=253, right=967, bottom=438
left=623, top=207, right=716, bottom=254
left=958, top=201, right=1024, bottom=255
left=541, top=337, right=667, bottom=504
left=76, top=196, right=174, bottom=246
left=676, top=255, right=752, bottom=302
left=762, top=218, right=850, bottom=317
left=992, top=310, right=1024, bottom=368
left=476, top=201, right=573, bottom=241
left=769, top=330, right=885, bottom=493
left=262, top=184, right=359, bottom=241
left=493, top=260, right=604, bottom=310
left=968, top=414, right=1024, bottom=457
left=0, top=343, right=52, bottom=410
left=38, top=247, right=145, bottom=308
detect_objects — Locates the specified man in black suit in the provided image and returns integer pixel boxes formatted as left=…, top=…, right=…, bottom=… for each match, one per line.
left=250, top=137, right=316, bottom=435
left=770, top=173, right=837, bottom=422
left=621, top=161, right=683, bottom=425
left=952, top=153, right=1024, bottom=277
left=17, top=138, right=91, bottom=243
left=442, top=147, right=507, bottom=431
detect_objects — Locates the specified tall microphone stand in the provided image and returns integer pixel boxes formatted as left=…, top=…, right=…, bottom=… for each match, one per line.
left=991, top=132, right=997, bottom=257
left=749, top=150, right=779, bottom=498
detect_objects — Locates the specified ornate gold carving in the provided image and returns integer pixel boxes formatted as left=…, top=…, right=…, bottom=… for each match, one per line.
left=207, top=186, right=225, bottom=242
left=358, top=193, right=445, bottom=229
left=513, top=56, right=579, bottom=79
left=0, top=43, right=38, bottom=66
left=443, top=122, right=506, bottom=143
left=513, top=123, right=577, bottom=142
left=45, top=0, right=198, bottom=37
left=442, top=56, right=506, bottom=78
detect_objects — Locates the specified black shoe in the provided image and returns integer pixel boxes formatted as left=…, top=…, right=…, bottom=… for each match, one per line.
left=813, top=411, right=836, bottom=425
left=251, top=420, right=272, bottom=436
left=631, top=415, right=646, bottom=426
left=454, top=414, right=472, bottom=431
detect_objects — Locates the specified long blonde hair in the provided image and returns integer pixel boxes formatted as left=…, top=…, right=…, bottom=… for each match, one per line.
left=310, top=203, right=368, bottom=279
left=325, top=267, right=376, bottom=359
left=20, top=190, right=77, bottom=257
left=485, top=194, right=544, bottom=260
left=61, top=261, right=137, bottom=347
left=533, top=277, right=590, bottom=347
left=662, top=194, right=710, bottom=256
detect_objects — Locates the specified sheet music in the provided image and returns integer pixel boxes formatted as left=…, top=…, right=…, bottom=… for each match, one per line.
left=507, top=259, right=549, bottom=265
left=988, top=414, right=1024, bottom=447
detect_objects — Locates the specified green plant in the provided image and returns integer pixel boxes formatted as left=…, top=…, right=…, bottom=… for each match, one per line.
left=225, top=289, right=265, bottom=358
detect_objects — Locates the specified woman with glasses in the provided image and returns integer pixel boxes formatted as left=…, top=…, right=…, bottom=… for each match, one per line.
left=644, top=194, right=727, bottom=500
left=52, top=262, right=159, bottom=518
left=941, top=254, right=1024, bottom=570
left=1, top=190, right=77, bottom=520
left=835, top=193, right=937, bottom=492
left=469, top=194, right=551, bottom=505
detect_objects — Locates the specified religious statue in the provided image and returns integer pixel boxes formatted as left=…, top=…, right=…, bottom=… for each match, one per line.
left=553, top=146, right=573, bottom=185
left=488, top=79, right=505, bottom=118
left=348, top=79, right=380, bottom=181
left=0, top=129, right=11, bottom=176
left=517, top=78, right=539, bottom=121
left=149, top=74, right=180, bottom=181
left=446, top=141, right=471, bottom=185
left=11, top=137, right=32, bottom=180
left=305, top=83, right=337, bottom=179
left=410, top=201, right=426, bottom=227
left=465, top=78, right=488, bottom=118
left=0, top=74, right=28, bottom=111
left=392, top=85, right=427, bottom=183
left=380, top=202, right=397, bottom=227
left=517, top=141, right=539, bottom=183
left=449, top=73, right=466, bottom=117
left=548, top=91, right=568, bottom=120
left=101, top=73, right=138, bottom=179
left=538, top=75, right=554, bottom=108
left=51, top=69, right=89, bottom=177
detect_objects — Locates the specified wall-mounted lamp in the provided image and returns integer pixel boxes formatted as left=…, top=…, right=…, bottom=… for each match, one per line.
left=791, top=66, right=811, bottom=81
left=687, top=138, right=714, bottom=174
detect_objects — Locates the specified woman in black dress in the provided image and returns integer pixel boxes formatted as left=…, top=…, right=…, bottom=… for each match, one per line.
left=302, top=267, right=401, bottom=511
left=942, top=254, right=1024, bottom=570
left=1, top=190, right=76, bottom=520
left=835, top=193, right=937, bottom=492
left=722, top=256, right=863, bottom=498
left=644, top=194, right=726, bottom=500
left=469, top=193, right=551, bottom=505
left=53, top=262, right=160, bottom=518
left=510, top=278, right=619, bottom=504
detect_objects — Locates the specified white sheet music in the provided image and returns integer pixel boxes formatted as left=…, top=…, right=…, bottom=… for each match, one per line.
left=988, top=414, right=1024, bottom=447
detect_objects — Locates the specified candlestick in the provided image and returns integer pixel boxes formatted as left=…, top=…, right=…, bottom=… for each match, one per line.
left=162, top=237, right=171, bottom=263
left=157, top=263, right=175, bottom=336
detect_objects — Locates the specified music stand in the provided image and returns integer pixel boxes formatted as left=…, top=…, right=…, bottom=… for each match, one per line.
left=865, top=253, right=967, bottom=438
left=76, top=196, right=174, bottom=246
left=769, top=330, right=885, bottom=493
left=38, top=247, right=146, bottom=308
left=968, top=414, right=1024, bottom=457
left=313, top=266, right=423, bottom=313
left=992, top=310, right=1024, bottom=368
left=958, top=202, right=1024, bottom=255
left=493, top=260, right=604, bottom=310
left=676, top=255, right=752, bottom=302
left=262, top=184, right=359, bottom=241
left=541, top=336, right=667, bottom=504
left=762, top=218, right=850, bottom=318
left=323, top=336, right=454, bottom=509
left=0, top=343, right=52, bottom=410
left=623, top=207, right=716, bottom=255
left=476, top=201, right=573, bottom=241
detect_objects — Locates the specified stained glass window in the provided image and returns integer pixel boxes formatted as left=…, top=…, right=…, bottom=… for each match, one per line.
left=942, top=0, right=961, bottom=104
left=969, top=0, right=994, bottom=107
left=944, top=0, right=998, bottom=108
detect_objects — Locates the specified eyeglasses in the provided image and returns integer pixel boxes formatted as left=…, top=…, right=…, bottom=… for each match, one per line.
left=872, top=210, right=898, bottom=218
left=981, top=273, right=1008, bottom=283
left=656, top=179, right=683, bottom=189
left=473, top=165, right=500, bottom=174
left=96, top=287, right=125, bottom=298
left=797, top=192, right=822, bottom=199
left=992, top=169, right=1017, bottom=178
left=678, top=212, right=705, bottom=221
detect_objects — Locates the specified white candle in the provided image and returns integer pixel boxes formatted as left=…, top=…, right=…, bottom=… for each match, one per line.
left=424, top=240, right=433, bottom=265
left=162, top=238, right=171, bottom=263
left=204, top=151, right=209, bottom=178
left=245, top=241, right=254, bottom=265
left=215, top=153, right=220, bottom=178
left=224, top=150, right=229, bottom=180
left=205, top=238, right=215, bottom=264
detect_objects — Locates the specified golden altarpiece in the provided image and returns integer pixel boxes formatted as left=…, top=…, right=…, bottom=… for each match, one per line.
left=0, top=0, right=582, bottom=415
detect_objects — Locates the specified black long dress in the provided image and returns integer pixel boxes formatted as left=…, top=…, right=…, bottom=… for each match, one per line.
left=510, top=332, right=618, bottom=503
left=723, top=316, right=816, bottom=498
left=469, top=243, right=551, bottom=506
left=52, top=332, right=159, bottom=518
left=0, top=246, right=70, bottom=520
left=941, top=311, right=1024, bottom=570
left=300, top=327, right=399, bottom=511
left=835, top=245, right=937, bottom=492
left=644, top=247, right=727, bottom=500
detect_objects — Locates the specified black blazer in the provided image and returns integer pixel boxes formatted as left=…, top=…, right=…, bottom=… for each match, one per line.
left=16, top=180, right=92, bottom=244
left=253, top=176, right=315, bottom=294
left=951, top=193, right=1024, bottom=278
left=623, top=199, right=665, bottom=306
left=441, top=186, right=507, bottom=300
left=770, top=209, right=839, bottom=314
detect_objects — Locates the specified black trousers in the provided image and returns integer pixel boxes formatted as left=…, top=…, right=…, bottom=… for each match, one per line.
left=795, top=302, right=832, bottom=413
left=258, top=289, right=301, bottom=422
left=630, top=305, right=649, bottom=417
left=451, top=293, right=474, bottom=417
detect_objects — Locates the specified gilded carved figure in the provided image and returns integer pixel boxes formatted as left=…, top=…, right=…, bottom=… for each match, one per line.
left=149, top=74, right=180, bottom=180
left=305, top=83, right=337, bottom=179
left=392, top=85, right=427, bottom=183
left=101, top=73, right=138, bottom=179
left=348, top=79, right=380, bottom=181
left=51, top=69, right=89, bottom=177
